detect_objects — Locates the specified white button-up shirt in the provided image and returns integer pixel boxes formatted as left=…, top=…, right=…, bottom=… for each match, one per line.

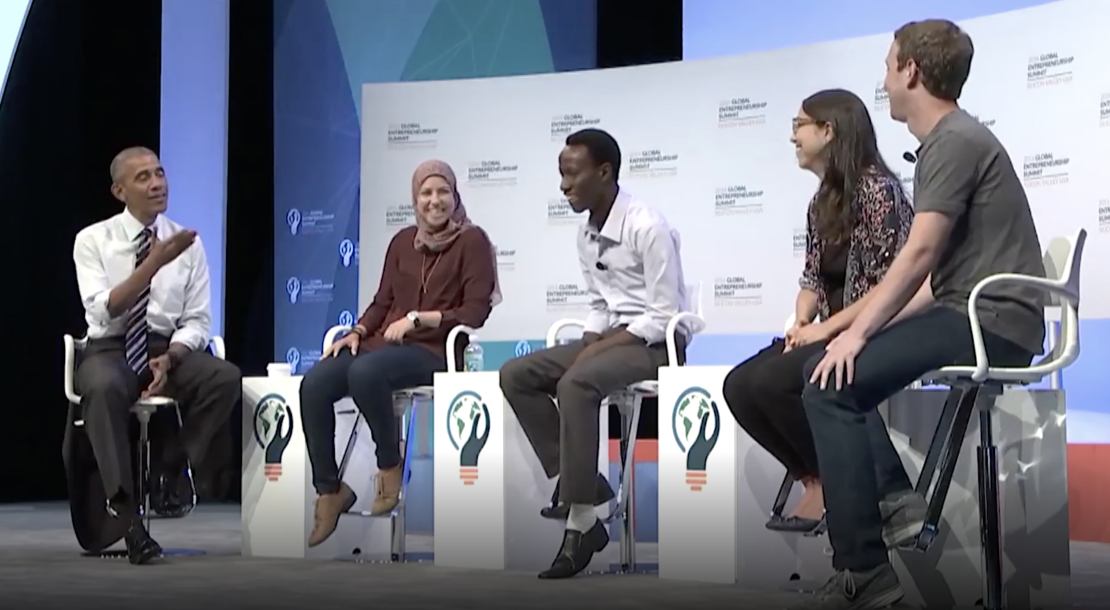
left=576, top=189, right=690, bottom=345
left=73, top=210, right=211, bottom=351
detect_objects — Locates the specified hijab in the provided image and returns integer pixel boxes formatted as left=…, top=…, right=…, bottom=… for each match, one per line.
left=410, top=159, right=502, bottom=306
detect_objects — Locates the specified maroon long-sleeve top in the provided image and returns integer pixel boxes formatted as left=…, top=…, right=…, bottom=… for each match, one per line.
left=357, top=225, right=496, bottom=364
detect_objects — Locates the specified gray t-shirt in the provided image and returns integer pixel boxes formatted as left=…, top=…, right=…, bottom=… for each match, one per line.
left=913, top=109, right=1046, bottom=355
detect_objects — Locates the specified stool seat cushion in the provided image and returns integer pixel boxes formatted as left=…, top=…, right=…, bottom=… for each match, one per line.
left=626, top=380, right=658, bottom=396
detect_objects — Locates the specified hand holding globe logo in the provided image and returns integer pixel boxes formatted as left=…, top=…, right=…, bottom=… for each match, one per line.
left=446, top=391, right=490, bottom=485
left=672, top=387, right=720, bottom=491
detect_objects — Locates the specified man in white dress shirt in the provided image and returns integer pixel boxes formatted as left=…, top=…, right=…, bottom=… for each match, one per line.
left=500, top=128, right=690, bottom=579
left=66, top=146, right=241, bottom=564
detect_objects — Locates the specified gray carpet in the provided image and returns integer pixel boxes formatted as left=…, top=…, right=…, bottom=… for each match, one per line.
left=1, top=502, right=1106, bottom=609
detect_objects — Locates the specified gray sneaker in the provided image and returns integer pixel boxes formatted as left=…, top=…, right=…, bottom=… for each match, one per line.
left=787, top=564, right=905, bottom=610
left=879, top=490, right=927, bottom=549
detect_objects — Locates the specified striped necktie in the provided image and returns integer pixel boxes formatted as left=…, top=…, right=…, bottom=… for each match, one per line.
left=125, top=227, right=154, bottom=376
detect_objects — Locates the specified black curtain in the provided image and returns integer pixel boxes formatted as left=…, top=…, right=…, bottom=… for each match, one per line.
left=221, top=0, right=275, bottom=502
left=0, top=0, right=161, bottom=503
left=597, top=0, right=682, bottom=442
left=225, top=0, right=274, bottom=379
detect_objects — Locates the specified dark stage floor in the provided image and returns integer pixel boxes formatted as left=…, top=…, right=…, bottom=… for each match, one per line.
left=1, top=502, right=1106, bottom=609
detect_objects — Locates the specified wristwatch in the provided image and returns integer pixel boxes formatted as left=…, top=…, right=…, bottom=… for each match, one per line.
left=406, top=311, right=421, bottom=328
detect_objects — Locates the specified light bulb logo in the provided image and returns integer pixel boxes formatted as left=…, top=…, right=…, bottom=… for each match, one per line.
left=338, top=239, right=355, bottom=267
left=285, top=347, right=301, bottom=373
left=286, top=277, right=300, bottom=304
left=514, top=340, right=532, bottom=357
left=286, top=209, right=301, bottom=236
left=338, top=310, right=355, bottom=327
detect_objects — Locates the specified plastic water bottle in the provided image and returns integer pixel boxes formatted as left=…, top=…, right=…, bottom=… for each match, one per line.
left=463, top=336, right=484, bottom=372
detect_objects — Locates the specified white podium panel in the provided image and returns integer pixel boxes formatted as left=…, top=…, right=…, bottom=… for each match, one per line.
left=657, top=365, right=832, bottom=587
left=658, top=366, right=736, bottom=583
left=433, top=371, right=613, bottom=572
left=242, top=377, right=390, bottom=560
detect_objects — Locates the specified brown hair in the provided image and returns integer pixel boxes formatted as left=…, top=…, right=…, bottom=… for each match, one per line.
left=801, top=89, right=897, bottom=244
left=893, top=20, right=974, bottom=102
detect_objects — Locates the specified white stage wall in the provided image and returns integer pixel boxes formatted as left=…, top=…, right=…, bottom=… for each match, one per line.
left=359, top=0, right=1110, bottom=345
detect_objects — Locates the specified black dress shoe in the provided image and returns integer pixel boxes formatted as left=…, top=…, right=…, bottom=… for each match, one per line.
left=541, top=474, right=616, bottom=520
left=538, top=519, right=609, bottom=579
left=125, top=520, right=163, bottom=565
left=152, top=473, right=191, bottom=518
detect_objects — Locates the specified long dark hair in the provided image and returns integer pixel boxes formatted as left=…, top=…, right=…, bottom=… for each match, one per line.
left=801, top=89, right=897, bottom=243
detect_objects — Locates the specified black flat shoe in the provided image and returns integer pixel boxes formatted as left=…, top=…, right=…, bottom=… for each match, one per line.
left=538, top=519, right=609, bottom=579
left=541, top=474, right=616, bottom=520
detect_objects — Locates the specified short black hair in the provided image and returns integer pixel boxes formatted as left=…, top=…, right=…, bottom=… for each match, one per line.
left=565, top=128, right=621, bottom=182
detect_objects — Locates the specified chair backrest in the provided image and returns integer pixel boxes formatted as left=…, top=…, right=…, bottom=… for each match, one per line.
left=1037, top=229, right=1085, bottom=369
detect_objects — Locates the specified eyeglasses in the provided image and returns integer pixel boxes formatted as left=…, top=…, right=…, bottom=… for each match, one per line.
left=791, top=117, right=820, bottom=133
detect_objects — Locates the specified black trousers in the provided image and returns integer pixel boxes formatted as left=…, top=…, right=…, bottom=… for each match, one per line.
left=298, top=344, right=445, bottom=495
left=722, top=338, right=910, bottom=499
left=74, top=335, right=242, bottom=502
left=722, top=339, right=825, bottom=479
left=802, top=307, right=1034, bottom=571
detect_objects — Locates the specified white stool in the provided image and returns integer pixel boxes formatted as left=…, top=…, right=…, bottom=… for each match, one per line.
left=544, top=282, right=704, bottom=573
left=321, top=323, right=475, bottom=562
left=62, top=334, right=228, bottom=558
left=905, top=229, right=1084, bottom=610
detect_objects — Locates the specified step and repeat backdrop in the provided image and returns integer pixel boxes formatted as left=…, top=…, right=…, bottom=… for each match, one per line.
left=356, top=0, right=1110, bottom=438
left=272, top=0, right=596, bottom=374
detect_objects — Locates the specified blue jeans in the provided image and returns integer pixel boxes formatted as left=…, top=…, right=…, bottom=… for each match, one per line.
left=299, top=344, right=445, bottom=495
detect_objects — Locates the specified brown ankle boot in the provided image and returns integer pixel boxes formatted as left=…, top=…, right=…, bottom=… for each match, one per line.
left=308, top=482, right=356, bottom=547
left=370, top=466, right=402, bottom=515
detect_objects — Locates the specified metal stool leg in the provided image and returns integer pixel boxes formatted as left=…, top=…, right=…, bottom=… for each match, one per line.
left=771, top=473, right=795, bottom=519
left=603, top=392, right=641, bottom=572
left=336, top=407, right=361, bottom=480
left=391, top=398, right=419, bottom=562
left=977, top=389, right=1003, bottom=610
left=133, top=409, right=154, bottom=533
left=914, top=385, right=980, bottom=553
left=170, top=404, right=198, bottom=518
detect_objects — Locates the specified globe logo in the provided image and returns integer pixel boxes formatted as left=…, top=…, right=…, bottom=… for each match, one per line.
left=671, top=387, right=721, bottom=491
left=253, top=393, right=295, bottom=481
left=445, top=390, right=490, bottom=485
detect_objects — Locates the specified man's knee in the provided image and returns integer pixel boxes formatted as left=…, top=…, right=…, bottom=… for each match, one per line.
left=80, top=374, right=130, bottom=408
left=554, top=365, right=600, bottom=405
left=498, top=354, right=536, bottom=394
left=209, top=359, right=241, bottom=395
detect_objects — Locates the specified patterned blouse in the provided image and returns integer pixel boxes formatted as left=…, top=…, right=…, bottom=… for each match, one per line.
left=799, top=168, right=914, bottom=321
